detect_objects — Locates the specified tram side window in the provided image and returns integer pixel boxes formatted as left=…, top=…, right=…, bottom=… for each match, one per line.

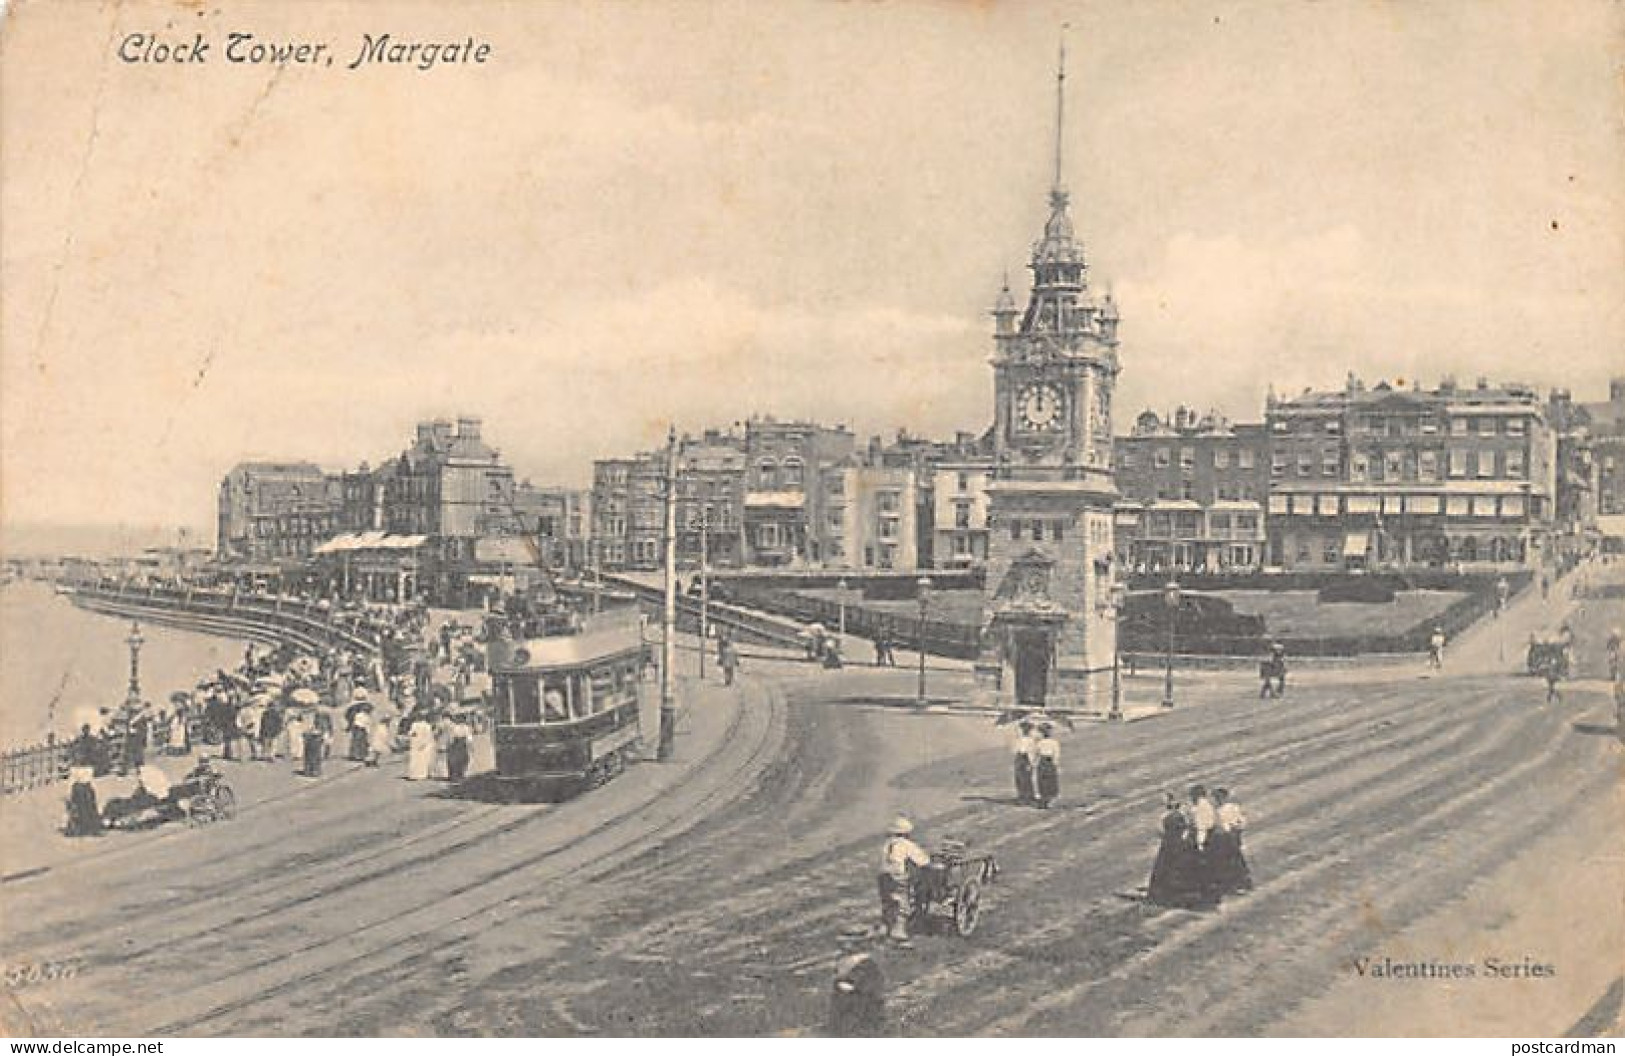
left=590, top=666, right=615, bottom=713
left=511, top=676, right=541, bottom=725
left=542, top=677, right=569, bottom=722
left=570, top=674, right=592, bottom=719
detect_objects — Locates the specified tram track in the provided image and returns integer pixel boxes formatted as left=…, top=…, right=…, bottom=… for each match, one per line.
left=120, top=676, right=786, bottom=1035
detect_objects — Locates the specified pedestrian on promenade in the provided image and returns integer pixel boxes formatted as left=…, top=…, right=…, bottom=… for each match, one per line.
left=1427, top=626, right=1446, bottom=670
left=259, top=703, right=283, bottom=762
left=1542, top=656, right=1563, bottom=705
left=1211, top=788, right=1252, bottom=896
left=1033, top=722, right=1061, bottom=809
left=445, top=712, right=472, bottom=782
left=405, top=714, right=434, bottom=781
left=1271, top=643, right=1288, bottom=698
left=720, top=637, right=739, bottom=687
left=367, top=706, right=393, bottom=766
left=64, top=767, right=103, bottom=837
left=1012, top=721, right=1036, bottom=805
left=1258, top=655, right=1277, bottom=699
left=284, top=710, right=307, bottom=770
left=301, top=720, right=326, bottom=778
left=1145, top=793, right=1189, bottom=907
left=828, top=924, right=885, bottom=1037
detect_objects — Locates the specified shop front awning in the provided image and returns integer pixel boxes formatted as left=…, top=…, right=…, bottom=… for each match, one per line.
left=745, top=491, right=805, bottom=510
left=1343, top=532, right=1371, bottom=558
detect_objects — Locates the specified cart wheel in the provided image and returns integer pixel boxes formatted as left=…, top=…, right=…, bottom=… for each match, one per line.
left=954, top=879, right=982, bottom=936
left=213, top=786, right=237, bottom=820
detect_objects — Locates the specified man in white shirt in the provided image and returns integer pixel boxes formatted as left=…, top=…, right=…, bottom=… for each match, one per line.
left=878, top=816, right=930, bottom=944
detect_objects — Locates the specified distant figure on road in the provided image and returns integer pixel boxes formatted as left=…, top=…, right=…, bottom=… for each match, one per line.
left=719, top=637, right=738, bottom=687
left=64, top=767, right=102, bottom=838
left=1033, top=722, right=1061, bottom=809
left=1541, top=655, right=1563, bottom=705
left=1494, top=576, right=1510, bottom=617
left=405, top=716, right=434, bottom=781
left=1271, top=644, right=1288, bottom=697
left=1012, top=721, right=1036, bottom=805
left=301, top=722, right=326, bottom=778
left=873, top=631, right=896, bottom=667
left=1427, top=626, right=1446, bottom=670
left=828, top=924, right=885, bottom=1037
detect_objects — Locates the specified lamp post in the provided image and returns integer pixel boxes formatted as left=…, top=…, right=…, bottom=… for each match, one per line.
left=125, top=621, right=145, bottom=706
left=1109, top=582, right=1128, bottom=721
left=698, top=508, right=710, bottom=681
left=1161, top=580, right=1180, bottom=708
left=837, top=577, right=848, bottom=638
left=916, top=576, right=932, bottom=706
left=658, top=426, right=678, bottom=761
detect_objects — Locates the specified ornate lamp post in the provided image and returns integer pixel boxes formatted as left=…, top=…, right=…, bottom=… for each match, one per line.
left=1109, top=582, right=1128, bottom=721
left=916, top=576, right=932, bottom=706
left=1161, top=580, right=1180, bottom=709
left=124, top=621, right=145, bottom=706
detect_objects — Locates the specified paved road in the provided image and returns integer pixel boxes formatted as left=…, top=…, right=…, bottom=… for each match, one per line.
left=2, top=576, right=1620, bottom=1037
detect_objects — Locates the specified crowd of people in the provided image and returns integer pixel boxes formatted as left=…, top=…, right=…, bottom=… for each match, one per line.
left=1145, top=784, right=1251, bottom=910
left=61, top=598, right=503, bottom=838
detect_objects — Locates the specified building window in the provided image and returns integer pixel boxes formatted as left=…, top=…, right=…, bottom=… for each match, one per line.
left=1477, top=452, right=1495, bottom=478
left=1010, top=521, right=1021, bottom=541
left=1214, top=448, right=1230, bottom=469
left=954, top=502, right=971, bottom=530
left=1506, top=451, right=1525, bottom=478
left=1451, top=419, right=1469, bottom=436
left=877, top=490, right=900, bottom=514
left=1507, top=418, right=1526, bottom=437
left=1326, top=420, right=1343, bottom=435
left=1297, top=454, right=1313, bottom=476
left=783, top=457, right=804, bottom=487
left=1419, top=451, right=1439, bottom=482
left=1154, top=448, right=1170, bottom=469
left=1351, top=454, right=1369, bottom=482
left=1323, top=539, right=1340, bottom=564
left=957, top=472, right=969, bottom=491
left=1449, top=450, right=1467, bottom=478
left=1238, top=449, right=1255, bottom=470
left=1385, top=452, right=1404, bottom=481
left=1271, top=454, right=1286, bottom=478
left=1321, top=453, right=1339, bottom=477
left=1478, top=418, right=1496, bottom=437
left=1180, top=448, right=1195, bottom=471
left=878, top=518, right=898, bottom=540
left=1180, top=480, right=1195, bottom=500
left=1420, top=418, right=1439, bottom=435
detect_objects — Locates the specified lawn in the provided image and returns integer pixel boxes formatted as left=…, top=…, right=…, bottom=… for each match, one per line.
left=799, top=587, right=1470, bottom=639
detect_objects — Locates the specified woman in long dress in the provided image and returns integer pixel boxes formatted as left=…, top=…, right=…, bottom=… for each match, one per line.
left=445, top=714, right=472, bottom=783
left=1033, top=723, right=1061, bottom=808
left=467, top=708, right=496, bottom=776
left=1146, top=794, right=1190, bottom=907
left=368, top=709, right=394, bottom=766
left=1012, top=722, right=1036, bottom=805
left=405, top=715, right=434, bottom=781
left=429, top=714, right=451, bottom=780
left=284, top=712, right=307, bottom=771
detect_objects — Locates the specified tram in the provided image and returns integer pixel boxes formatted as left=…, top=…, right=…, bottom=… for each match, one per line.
left=485, top=609, right=647, bottom=800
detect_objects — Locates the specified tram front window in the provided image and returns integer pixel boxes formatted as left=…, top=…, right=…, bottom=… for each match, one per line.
left=542, top=678, right=569, bottom=722
left=510, top=676, right=541, bottom=725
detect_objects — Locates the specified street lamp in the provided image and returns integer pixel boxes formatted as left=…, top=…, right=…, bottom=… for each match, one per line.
left=1161, top=580, right=1180, bottom=708
left=916, top=576, right=932, bottom=706
left=125, top=621, right=145, bottom=706
left=1109, top=582, right=1128, bottom=721
left=837, top=577, right=849, bottom=638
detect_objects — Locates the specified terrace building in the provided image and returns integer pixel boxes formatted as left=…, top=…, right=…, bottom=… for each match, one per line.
left=1112, top=407, right=1269, bottom=573
left=1265, top=375, right=1556, bottom=570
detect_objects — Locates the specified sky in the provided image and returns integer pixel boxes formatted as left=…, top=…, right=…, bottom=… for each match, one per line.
left=2, top=0, right=1622, bottom=549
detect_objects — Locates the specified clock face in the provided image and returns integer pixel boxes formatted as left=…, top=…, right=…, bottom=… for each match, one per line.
left=1018, top=383, right=1065, bottom=431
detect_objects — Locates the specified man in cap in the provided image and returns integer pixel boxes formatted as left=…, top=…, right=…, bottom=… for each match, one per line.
left=877, top=815, right=930, bottom=945
left=828, top=924, right=885, bottom=1037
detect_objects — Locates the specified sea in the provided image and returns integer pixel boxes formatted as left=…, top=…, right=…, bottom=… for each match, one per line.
left=0, top=580, right=247, bottom=746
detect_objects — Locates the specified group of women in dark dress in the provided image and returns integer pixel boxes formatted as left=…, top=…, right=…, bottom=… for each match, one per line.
left=1145, top=784, right=1251, bottom=909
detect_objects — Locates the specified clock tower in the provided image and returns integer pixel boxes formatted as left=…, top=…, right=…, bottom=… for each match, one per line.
left=976, top=40, right=1121, bottom=712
